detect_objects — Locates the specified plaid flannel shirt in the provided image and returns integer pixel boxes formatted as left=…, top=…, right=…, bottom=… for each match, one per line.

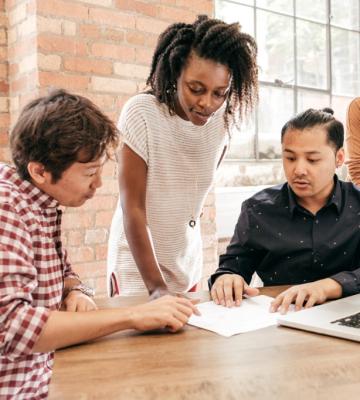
left=0, top=163, right=79, bottom=399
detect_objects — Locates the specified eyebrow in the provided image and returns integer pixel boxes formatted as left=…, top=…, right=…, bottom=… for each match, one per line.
left=187, top=80, right=230, bottom=90
left=283, top=149, right=321, bottom=155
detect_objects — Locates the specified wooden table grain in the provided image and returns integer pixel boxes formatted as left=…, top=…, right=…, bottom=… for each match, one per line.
left=49, top=287, right=360, bottom=400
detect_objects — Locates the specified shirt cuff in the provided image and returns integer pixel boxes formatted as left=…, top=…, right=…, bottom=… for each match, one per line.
left=331, top=271, right=360, bottom=297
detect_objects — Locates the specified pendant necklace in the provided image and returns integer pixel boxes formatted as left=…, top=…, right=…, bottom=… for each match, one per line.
left=188, top=173, right=198, bottom=228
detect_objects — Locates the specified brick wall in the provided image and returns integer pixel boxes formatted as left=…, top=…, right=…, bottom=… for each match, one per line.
left=0, top=0, right=217, bottom=296
left=0, top=0, right=9, bottom=162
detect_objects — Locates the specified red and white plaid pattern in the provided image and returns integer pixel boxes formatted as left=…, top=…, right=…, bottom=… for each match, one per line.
left=0, top=163, right=78, bottom=399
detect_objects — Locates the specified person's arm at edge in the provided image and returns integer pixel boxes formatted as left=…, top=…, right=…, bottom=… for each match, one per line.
left=118, top=144, right=167, bottom=295
left=346, top=97, right=360, bottom=186
left=32, top=295, right=199, bottom=353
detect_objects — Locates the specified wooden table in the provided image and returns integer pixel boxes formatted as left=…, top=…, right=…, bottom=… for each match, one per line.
left=49, top=287, right=360, bottom=400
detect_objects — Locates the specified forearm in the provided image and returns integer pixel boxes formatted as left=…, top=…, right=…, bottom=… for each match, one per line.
left=32, top=307, right=135, bottom=353
left=123, top=208, right=167, bottom=293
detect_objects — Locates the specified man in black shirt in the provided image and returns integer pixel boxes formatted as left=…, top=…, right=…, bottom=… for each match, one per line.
left=210, top=108, right=360, bottom=313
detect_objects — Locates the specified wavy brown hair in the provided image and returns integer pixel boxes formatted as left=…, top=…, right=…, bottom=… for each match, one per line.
left=10, top=89, right=119, bottom=182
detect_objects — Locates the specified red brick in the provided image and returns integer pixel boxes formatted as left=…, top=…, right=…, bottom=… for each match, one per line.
left=91, top=42, right=135, bottom=62
left=83, top=195, right=117, bottom=211
left=39, top=71, right=90, bottom=91
left=8, top=37, right=36, bottom=60
left=0, top=111, right=9, bottom=126
left=0, top=79, right=9, bottom=94
left=157, top=5, right=194, bottom=23
left=135, top=47, right=153, bottom=64
left=38, top=34, right=87, bottom=56
left=72, top=261, right=105, bottom=279
left=85, top=93, right=115, bottom=110
left=126, top=31, right=146, bottom=46
left=79, top=24, right=101, bottom=39
left=65, top=230, right=84, bottom=246
left=115, top=0, right=157, bottom=17
left=67, top=246, right=95, bottom=263
left=89, top=8, right=135, bottom=29
left=10, top=75, right=28, bottom=93
left=37, top=0, right=89, bottom=20
left=62, top=211, right=94, bottom=229
left=0, top=146, right=10, bottom=162
left=64, top=57, right=113, bottom=75
left=95, top=243, right=108, bottom=260
left=136, top=16, right=168, bottom=34
left=0, top=130, right=8, bottom=145
left=95, top=211, right=116, bottom=227
left=177, top=0, right=213, bottom=14
left=102, top=28, right=125, bottom=42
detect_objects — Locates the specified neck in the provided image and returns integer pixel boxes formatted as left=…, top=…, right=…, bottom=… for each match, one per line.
left=296, top=182, right=335, bottom=215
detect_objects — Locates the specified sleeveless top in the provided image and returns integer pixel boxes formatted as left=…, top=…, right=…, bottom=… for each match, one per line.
left=107, top=93, right=227, bottom=295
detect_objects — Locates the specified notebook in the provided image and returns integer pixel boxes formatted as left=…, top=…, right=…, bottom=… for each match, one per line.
left=277, top=293, right=360, bottom=342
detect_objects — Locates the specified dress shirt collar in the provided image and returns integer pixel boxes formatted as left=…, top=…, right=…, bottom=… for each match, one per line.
left=286, top=175, right=342, bottom=216
left=1, top=163, right=59, bottom=209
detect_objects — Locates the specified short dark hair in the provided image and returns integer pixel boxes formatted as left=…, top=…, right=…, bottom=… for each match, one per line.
left=10, top=89, right=119, bottom=182
left=146, top=15, right=258, bottom=129
left=281, top=108, right=344, bottom=151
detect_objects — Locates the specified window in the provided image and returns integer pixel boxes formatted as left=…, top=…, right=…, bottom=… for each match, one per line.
left=216, top=0, right=360, bottom=160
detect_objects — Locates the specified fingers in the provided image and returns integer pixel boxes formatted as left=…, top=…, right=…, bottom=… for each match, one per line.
left=210, top=275, right=245, bottom=307
left=243, top=284, right=259, bottom=298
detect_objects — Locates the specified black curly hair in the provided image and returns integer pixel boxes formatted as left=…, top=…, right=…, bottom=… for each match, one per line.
left=146, top=15, right=258, bottom=129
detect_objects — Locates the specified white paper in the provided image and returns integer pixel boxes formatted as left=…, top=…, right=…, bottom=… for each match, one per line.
left=188, top=295, right=279, bottom=337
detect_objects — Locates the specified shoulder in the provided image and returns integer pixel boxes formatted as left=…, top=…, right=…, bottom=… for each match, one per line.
left=339, top=179, right=360, bottom=198
left=244, top=183, right=286, bottom=211
left=347, top=97, right=360, bottom=115
left=0, top=164, right=18, bottom=204
left=120, top=93, right=161, bottom=117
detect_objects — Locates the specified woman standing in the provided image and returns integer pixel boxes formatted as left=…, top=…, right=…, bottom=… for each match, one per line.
left=107, top=15, right=258, bottom=296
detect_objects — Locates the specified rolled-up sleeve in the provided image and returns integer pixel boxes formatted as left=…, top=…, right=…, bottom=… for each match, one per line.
left=0, top=204, right=50, bottom=358
left=346, top=97, right=360, bottom=186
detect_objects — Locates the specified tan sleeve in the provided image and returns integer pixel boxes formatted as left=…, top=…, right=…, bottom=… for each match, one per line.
left=345, top=97, right=360, bottom=186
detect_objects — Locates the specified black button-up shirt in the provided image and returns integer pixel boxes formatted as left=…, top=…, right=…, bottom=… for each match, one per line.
left=210, top=177, right=360, bottom=296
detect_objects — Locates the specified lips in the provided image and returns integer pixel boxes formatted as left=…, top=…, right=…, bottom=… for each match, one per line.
left=292, top=180, right=310, bottom=189
left=191, top=109, right=213, bottom=124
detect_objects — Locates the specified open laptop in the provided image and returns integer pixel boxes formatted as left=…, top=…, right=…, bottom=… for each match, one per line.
left=277, top=294, right=360, bottom=342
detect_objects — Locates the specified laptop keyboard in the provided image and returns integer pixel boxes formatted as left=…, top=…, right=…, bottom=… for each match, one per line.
left=331, top=312, right=360, bottom=329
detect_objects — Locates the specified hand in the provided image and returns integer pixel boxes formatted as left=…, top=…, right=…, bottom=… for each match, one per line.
left=130, top=295, right=200, bottom=333
left=210, top=274, right=259, bottom=307
left=62, top=290, right=98, bottom=312
left=270, top=278, right=342, bottom=314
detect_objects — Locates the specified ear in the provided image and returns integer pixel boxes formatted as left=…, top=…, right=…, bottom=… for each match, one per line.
left=335, top=148, right=345, bottom=168
left=27, top=162, right=52, bottom=184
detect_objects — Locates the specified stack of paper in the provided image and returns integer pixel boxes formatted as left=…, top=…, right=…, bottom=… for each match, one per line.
left=188, top=295, right=278, bottom=337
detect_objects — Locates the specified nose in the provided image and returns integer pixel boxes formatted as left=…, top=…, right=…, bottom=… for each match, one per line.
left=294, top=160, right=307, bottom=176
left=198, top=92, right=213, bottom=111
left=91, top=170, right=103, bottom=190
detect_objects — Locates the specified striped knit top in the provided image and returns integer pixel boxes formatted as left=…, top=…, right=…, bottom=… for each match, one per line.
left=107, top=93, right=227, bottom=295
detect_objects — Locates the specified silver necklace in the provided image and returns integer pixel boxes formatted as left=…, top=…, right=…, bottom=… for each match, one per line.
left=188, top=172, right=198, bottom=228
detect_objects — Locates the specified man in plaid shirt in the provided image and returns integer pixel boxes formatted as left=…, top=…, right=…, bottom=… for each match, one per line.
left=0, top=89, right=199, bottom=399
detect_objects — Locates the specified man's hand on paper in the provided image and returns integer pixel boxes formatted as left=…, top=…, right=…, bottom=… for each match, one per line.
left=130, top=295, right=200, bottom=332
left=210, top=274, right=259, bottom=307
left=269, top=278, right=342, bottom=314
